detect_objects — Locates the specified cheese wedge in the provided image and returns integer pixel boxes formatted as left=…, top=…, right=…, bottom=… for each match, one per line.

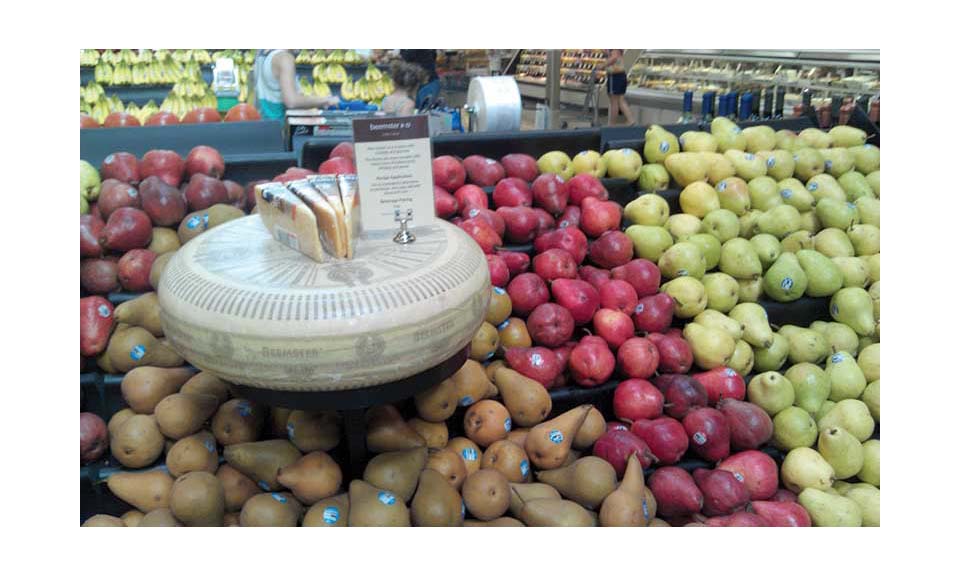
left=286, top=179, right=347, bottom=259
left=336, top=174, right=362, bottom=259
left=254, top=183, right=324, bottom=262
left=309, top=175, right=349, bottom=258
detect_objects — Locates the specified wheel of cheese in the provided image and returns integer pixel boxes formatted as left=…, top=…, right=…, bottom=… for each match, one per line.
left=158, top=216, right=490, bottom=391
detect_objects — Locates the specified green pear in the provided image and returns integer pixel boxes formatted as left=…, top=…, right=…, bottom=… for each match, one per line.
left=815, top=198, right=858, bottom=230
left=838, top=171, right=875, bottom=201
left=844, top=484, right=879, bottom=527
left=756, top=150, right=795, bottom=180
left=819, top=147, right=855, bottom=177
left=849, top=144, right=880, bottom=173
left=854, top=197, right=879, bottom=228
left=847, top=224, right=879, bottom=256
left=572, top=150, right=608, bottom=178
left=869, top=281, right=879, bottom=320
left=737, top=276, right=762, bottom=303
left=792, top=148, right=825, bottom=181
left=644, top=125, right=680, bottom=163
left=81, top=195, right=90, bottom=214
left=828, top=125, right=867, bottom=148
left=679, top=181, right=720, bottom=217
left=815, top=400, right=836, bottom=423
left=80, top=160, right=102, bottom=200
left=752, top=333, right=789, bottom=372
left=719, top=238, right=762, bottom=280
left=750, top=234, right=781, bottom=270
left=818, top=399, right=874, bottom=442
left=796, top=250, right=843, bottom=297
left=605, top=148, right=643, bottom=180
left=858, top=440, right=879, bottom=487
left=826, top=352, right=866, bottom=401
left=742, top=125, right=776, bottom=152
left=625, top=225, right=674, bottom=261
left=738, top=210, right=762, bottom=239
left=662, top=277, right=707, bottom=319
left=537, top=151, right=574, bottom=181
left=624, top=194, right=670, bottom=227
left=782, top=447, right=834, bottom=493
left=683, top=323, right=736, bottom=369
left=658, top=242, right=706, bottom=280
left=780, top=231, right=815, bottom=253
left=747, top=371, right=795, bottom=415
left=775, top=129, right=801, bottom=151
left=710, top=117, right=746, bottom=151
left=798, top=210, right=821, bottom=234
left=637, top=164, right=670, bottom=193
left=832, top=256, right=868, bottom=287
left=815, top=229, right=855, bottom=258
left=665, top=214, right=702, bottom=241
left=700, top=152, right=737, bottom=184
left=818, top=427, right=864, bottom=479
left=866, top=171, right=880, bottom=196
left=763, top=252, right=807, bottom=302
left=805, top=173, right=846, bottom=203
left=777, top=178, right=815, bottom=212
left=702, top=273, right=740, bottom=313
left=864, top=254, right=880, bottom=284
left=758, top=205, right=802, bottom=239
left=798, top=128, right=833, bottom=149
left=694, top=309, right=743, bottom=340
left=861, top=380, right=879, bottom=421
left=729, top=302, right=773, bottom=348
left=780, top=325, right=829, bottom=364
left=830, top=287, right=875, bottom=336
left=716, top=177, right=751, bottom=215
left=728, top=339, right=755, bottom=376
left=664, top=152, right=707, bottom=187
left=701, top=209, right=740, bottom=243
left=688, top=234, right=722, bottom=270
left=747, top=176, right=781, bottom=211
left=858, top=335, right=878, bottom=354
left=798, top=488, right=861, bottom=526
left=724, top=150, right=767, bottom=181
left=773, top=407, right=818, bottom=450
left=857, top=343, right=879, bottom=383
left=678, top=130, right=716, bottom=153
left=784, top=363, right=831, bottom=415
left=813, top=322, right=859, bottom=356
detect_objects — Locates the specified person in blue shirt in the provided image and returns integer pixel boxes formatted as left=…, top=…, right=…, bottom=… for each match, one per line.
left=252, top=50, right=340, bottom=119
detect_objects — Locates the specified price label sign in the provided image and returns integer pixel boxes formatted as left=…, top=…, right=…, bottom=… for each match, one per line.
left=353, top=115, right=435, bottom=232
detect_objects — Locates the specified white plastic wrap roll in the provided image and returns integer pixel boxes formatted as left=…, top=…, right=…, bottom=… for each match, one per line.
left=466, top=76, right=522, bottom=132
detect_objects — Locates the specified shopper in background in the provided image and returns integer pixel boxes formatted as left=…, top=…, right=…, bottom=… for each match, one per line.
left=605, top=49, right=635, bottom=126
left=381, top=61, right=429, bottom=116
left=251, top=50, right=340, bottom=119
left=398, top=50, right=441, bottom=109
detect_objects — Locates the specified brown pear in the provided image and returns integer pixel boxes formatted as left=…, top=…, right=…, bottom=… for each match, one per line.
left=107, top=408, right=136, bottom=437
left=285, top=410, right=340, bottom=452
left=106, top=468, right=174, bottom=512
left=524, top=404, right=593, bottom=470
left=508, top=482, right=561, bottom=517
left=363, top=447, right=429, bottom=502
left=137, top=508, right=181, bottom=527
left=216, top=463, right=261, bottom=512
left=170, top=471, right=225, bottom=527
left=413, top=378, right=458, bottom=423
left=514, top=492, right=596, bottom=527
left=462, top=469, right=510, bottom=521
left=536, top=456, right=617, bottom=510
left=562, top=449, right=582, bottom=467
left=407, top=418, right=448, bottom=449
left=268, top=407, right=293, bottom=438
left=114, top=292, right=164, bottom=336
left=154, top=392, right=220, bottom=439
left=105, top=326, right=184, bottom=373
left=211, top=399, right=266, bottom=446
left=111, top=414, right=164, bottom=468
left=165, top=431, right=218, bottom=477
left=426, top=448, right=468, bottom=490
left=303, top=493, right=350, bottom=527
left=365, top=405, right=425, bottom=453
left=240, top=492, right=303, bottom=527
left=120, top=366, right=194, bottom=414
left=411, top=469, right=465, bottom=527
left=223, top=512, right=241, bottom=527
left=449, top=359, right=498, bottom=408
left=464, top=517, right=525, bottom=527
left=82, top=514, right=126, bottom=527
left=224, top=439, right=302, bottom=491
left=180, top=371, right=230, bottom=404
left=277, top=451, right=343, bottom=505
left=572, top=407, right=606, bottom=450
left=148, top=227, right=180, bottom=255
left=649, top=517, right=670, bottom=527
left=492, top=366, right=552, bottom=427
left=481, top=440, right=531, bottom=483
left=121, top=510, right=145, bottom=527
left=347, top=479, right=411, bottom=527
left=149, top=252, right=174, bottom=290
left=446, top=437, right=483, bottom=476
left=485, top=359, right=507, bottom=382
left=464, top=399, right=512, bottom=447
left=599, top=453, right=653, bottom=527
left=506, top=428, right=530, bottom=447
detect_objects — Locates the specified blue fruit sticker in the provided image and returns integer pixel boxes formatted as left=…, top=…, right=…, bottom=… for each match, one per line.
left=745, top=153, right=755, bottom=161
left=847, top=202, right=856, bottom=210
left=693, top=431, right=707, bottom=445
left=484, top=350, right=495, bottom=360
left=237, top=401, right=253, bottom=417
left=832, top=304, right=839, bottom=316
left=272, top=493, right=287, bottom=504
left=831, top=353, right=844, bottom=364
left=807, top=182, right=818, bottom=191
left=498, top=319, right=511, bottom=331
left=186, top=215, right=203, bottom=229
left=127, top=188, right=138, bottom=198
left=287, top=422, right=295, bottom=438
left=642, top=500, right=650, bottom=522
left=549, top=430, right=564, bottom=444
left=462, top=448, right=478, bottom=461
left=520, top=460, right=530, bottom=477
left=677, top=269, right=688, bottom=277
left=377, top=492, right=396, bottom=506
left=204, top=438, right=216, bottom=452
left=824, top=160, right=833, bottom=171
left=635, top=303, right=645, bottom=314
left=461, top=502, right=466, bottom=518
left=732, top=472, right=744, bottom=482
left=258, top=480, right=270, bottom=491
left=659, top=141, right=669, bottom=153
left=733, top=127, right=742, bottom=134
left=781, top=277, right=794, bottom=290
left=793, top=154, right=800, bottom=162
left=781, top=189, right=793, bottom=199
left=725, top=368, right=737, bottom=377
left=469, top=208, right=480, bottom=218
left=531, top=353, right=544, bottom=367
left=622, top=149, right=631, bottom=156
left=97, top=304, right=111, bottom=318
left=493, top=286, right=506, bottom=295
left=322, top=507, right=340, bottom=524
left=766, top=157, right=776, bottom=168
left=460, top=396, right=475, bottom=407
left=129, top=344, right=146, bottom=361
left=717, top=181, right=727, bottom=192
left=504, top=418, right=512, bottom=432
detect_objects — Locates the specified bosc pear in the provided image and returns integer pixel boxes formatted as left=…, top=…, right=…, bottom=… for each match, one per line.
left=536, top=456, right=617, bottom=510
left=513, top=491, right=596, bottom=527
left=115, top=292, right=164, bottom=336
left=348, top=479, right=411, bottom=527
left=224, top=439, right=303, bottom=491
left=120, top=366, right=195, bottom=414
left=365, top=404, right=426, bottom=453
left=362, top=447, right=429, bottom=503
left=508, top=483, right=562, bottom=517
left=106, top=468, right=174, bottom=512
left=411, top=469, right=464, bottom=527
left=492, top=366, right=552, bottom=427
left=154, top=392, right=221, bottom=440
left=302, top=492, right=350, bottom=527
left=599, top=453, right=654, bottom=527
left=277, top=451, right=343, bottom=505
left=524, top=404, right=593, bottom=470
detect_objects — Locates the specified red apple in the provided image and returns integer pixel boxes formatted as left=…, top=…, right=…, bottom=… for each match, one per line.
left=550, top=278, right=600, bottom=325
left=100, top=152, right=140, bottom=184
left=580, top=197, right=622, bottom=238
left=647, top=332, right=694, bottom=374
left=497, top=206, right=540, bottom=243
left=505, top=346, right=562, bottom=387
left=139, top=150, right=184, bottom=188
left=598, top=279, right=639, bottom=315
left=613, top=378, right=663, bottom=422
left=632, top=292, right=675, bottom=334
left=569, top=335, right=615, bottom=387
left=506, top=273, right=550, bottom=317
left=318, top=157, right=356, bottom=175
left=593, top=309, right=635, bottom=349
left=578, top=265, right=612, bottom=291
left=588, top=230, right=633, bottom=269
left=683, top=407, right=731, bottom=462
left=611, top=259, right=661, bottom=298
left=458, top=218, right=503, bottom=254
left=455, top=184, right=489, bottom=214
left=465, top=207, right=505, bottom=237
left=486, top=255, right=510, bottom=288
left=648, top=467, right=703, bottom=517
left=617, top=337, right=660, bottom=379
left=498, top=251, right=530, bottom=278
left=717, top=450, right=779, bottom=501
left=526, top=303, right=575, bottom=347
left=558, top=205, right=580, bottom=229
left=630, top=417, right=689, bottom=465
left=433, top=156, right=466, bottom=192
left=564, top=173, right=608, bottom=206
left=532, top=248, right=578, bottom=282
left=329, top=141, right=355, bottom=162
left=592, top=429, right=658, bottom=477
left=501, top=153, right=539, bottom=182
left=464, top=155, right=505, bottom=187
left=492, top=177, right=533, bottom=208
left=693, top=367, right=747, bottom=405
left=185, top=145, right=225, bottom=179
left=184, top=173, right=229, bottom=211
left=435, top=186, right=459, bottom=218
left=531, top=208, right=556, bottom=236
left=534, top=227, right=588, bottom=264
left=531, top=173, right=568, bottom=215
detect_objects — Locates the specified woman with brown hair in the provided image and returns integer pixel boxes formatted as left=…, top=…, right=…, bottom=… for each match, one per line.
left=381, top=61, right=429, bottom=115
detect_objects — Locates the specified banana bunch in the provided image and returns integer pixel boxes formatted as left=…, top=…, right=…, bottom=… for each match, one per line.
left=172, top=49, right=191, bottom=63
left=136, top=100, right=159, bottom=124
left=355, top=78, right=372, bottom=102
left=192, top=50, right=212, bottom=65
left=327, top=49, right=345, bottom=64
left=343, top=50, right=362, bottom=64
left=365, top=63, right=383, bottom=82
left=80, top=50, right=100, bottom=66
left=341, top=77, right=355, bottom=100
left=125, top=101, right=141, bottom=120
left=81, top=82, right=106, bottom=104
left=108, top=95, right=124, bottom=113
left=138, top=50, right=154, bottom=64
left=295, top=50, right=309, bottom=64
left=244, top=50, right=255, bottom=65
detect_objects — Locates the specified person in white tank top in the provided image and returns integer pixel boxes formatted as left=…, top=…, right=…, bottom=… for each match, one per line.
left=253, top=50, right=340, bottom=119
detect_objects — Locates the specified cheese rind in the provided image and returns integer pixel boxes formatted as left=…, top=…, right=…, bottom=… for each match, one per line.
left=337, top=174, right=362, bottom=259
left=254, top=183, right=324, bottom=262
left=286, top=179, right=346, bottom=259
